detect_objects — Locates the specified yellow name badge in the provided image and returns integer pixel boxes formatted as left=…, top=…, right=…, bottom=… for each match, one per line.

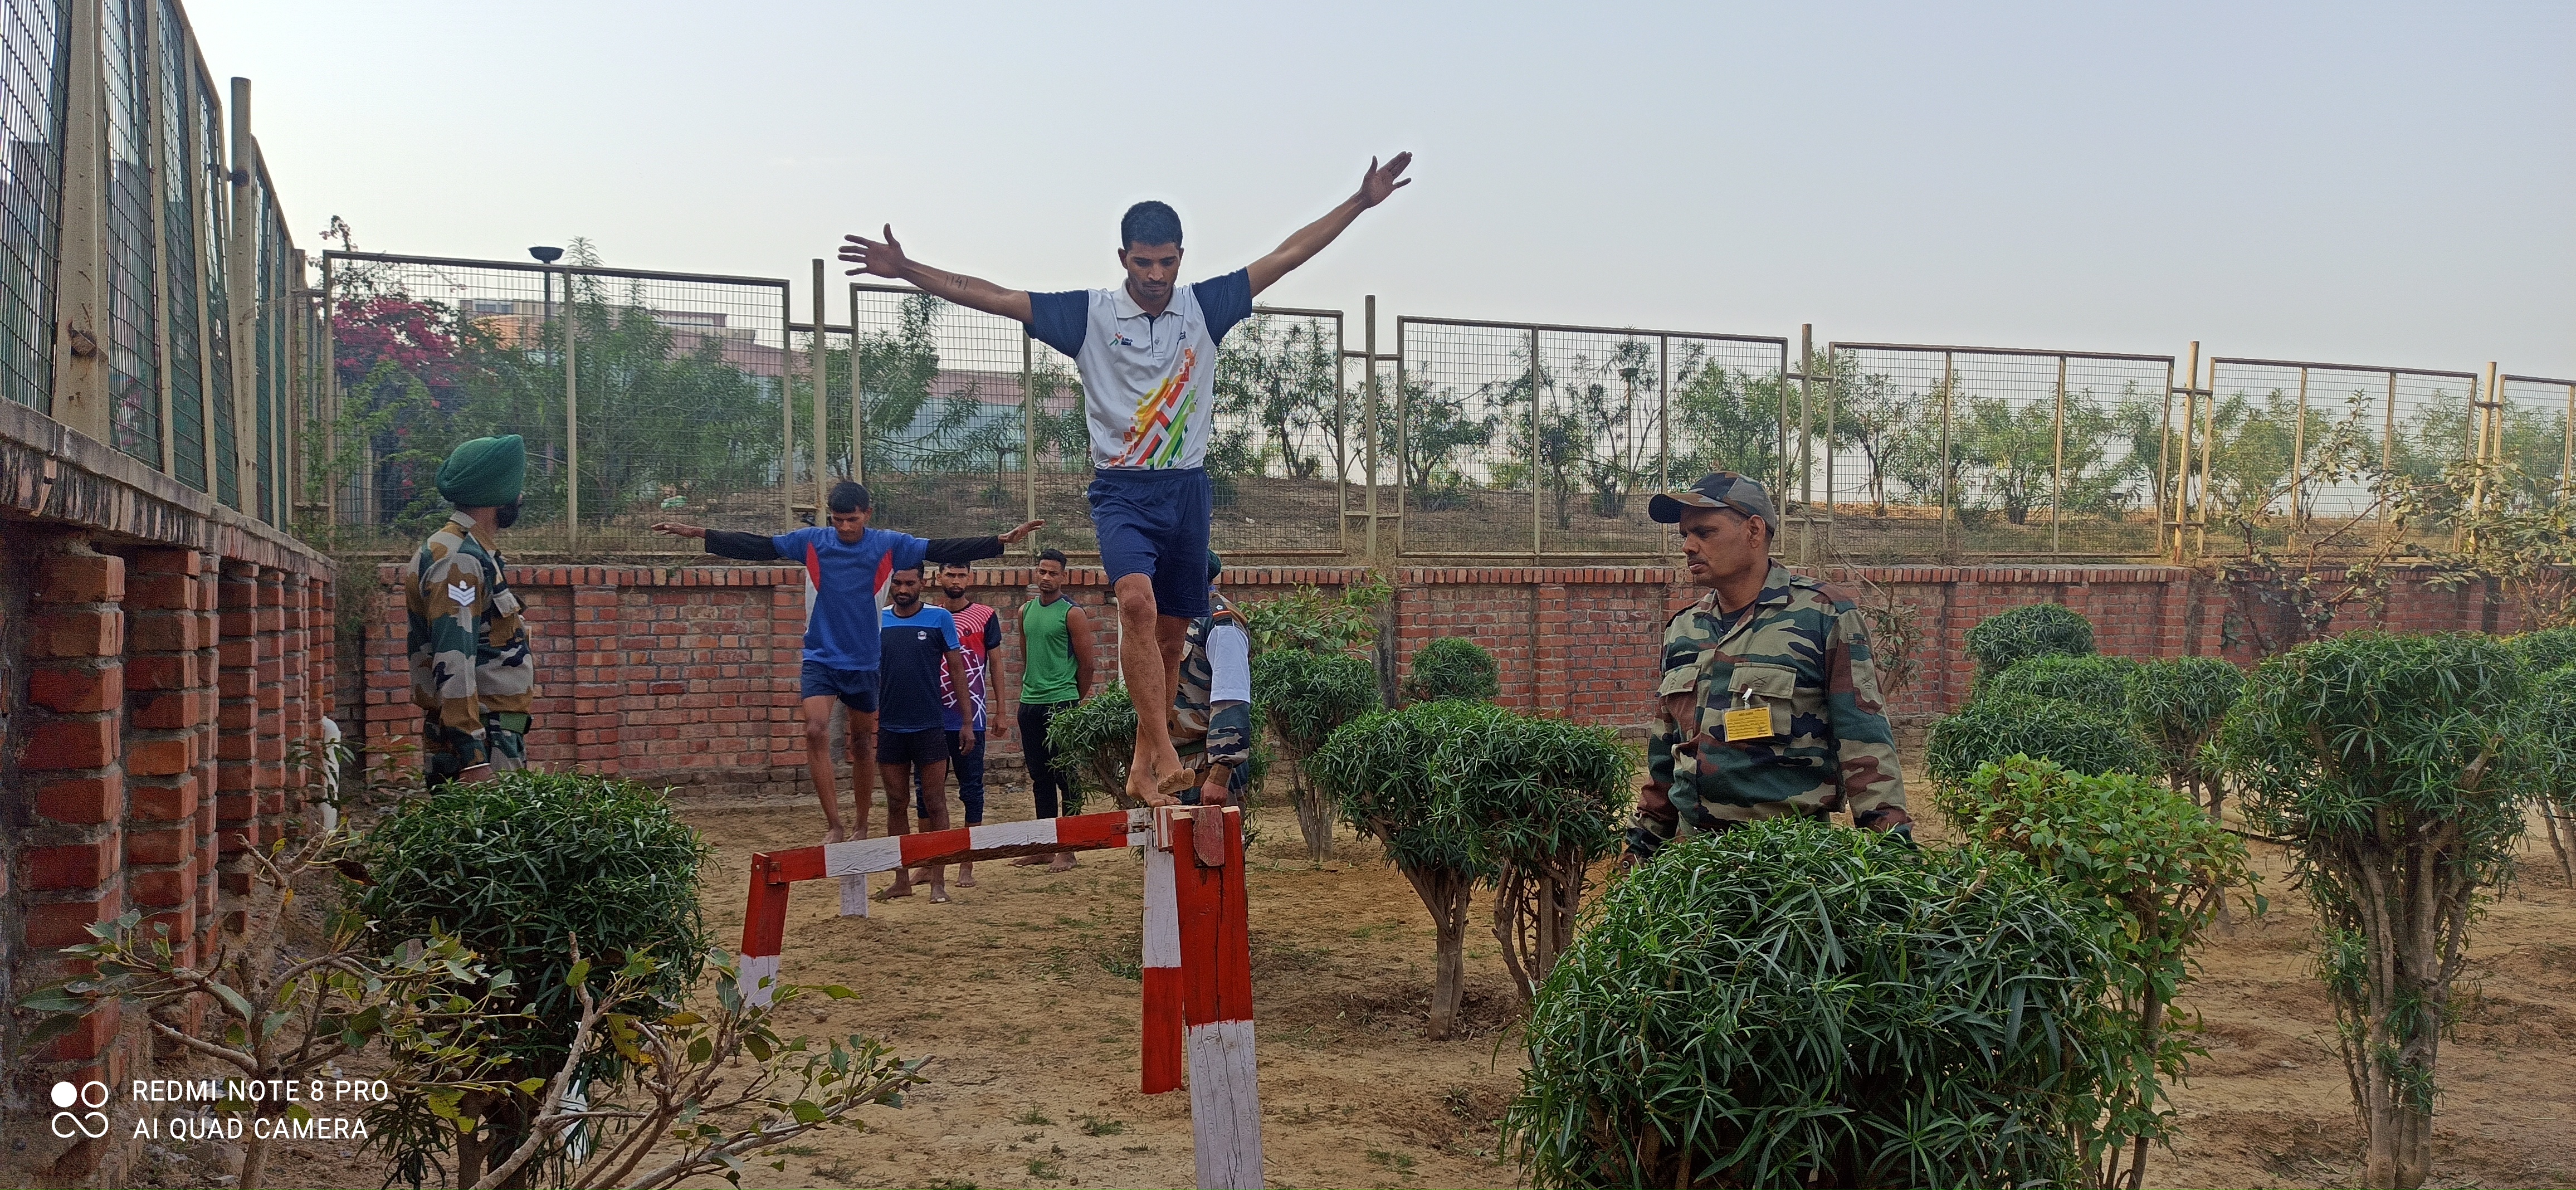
left=1724, top=706, right=1774, bottom=742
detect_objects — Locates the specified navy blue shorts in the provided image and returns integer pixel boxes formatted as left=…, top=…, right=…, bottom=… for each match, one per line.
left=1087, top=466, right=1211, bottom=620
left=876, top=727, right=947, bottom=766
left=799, top=661, right=879, bottom=712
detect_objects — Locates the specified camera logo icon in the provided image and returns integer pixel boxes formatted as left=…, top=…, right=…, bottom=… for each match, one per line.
left=50, top=1081, right=110, bottom=1139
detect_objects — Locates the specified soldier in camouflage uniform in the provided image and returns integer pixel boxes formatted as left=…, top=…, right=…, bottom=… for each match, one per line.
left=1161, top=551, right=1253, bottom=808
left=1626, top=472, right=1910, bottom=863
left=402, top=435, right=536, bottom=787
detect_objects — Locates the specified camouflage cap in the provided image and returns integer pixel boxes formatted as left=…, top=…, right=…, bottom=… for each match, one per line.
left=1647, top=471, right=1778, bottom=534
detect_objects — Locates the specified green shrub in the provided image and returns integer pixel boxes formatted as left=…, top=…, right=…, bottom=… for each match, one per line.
left=2502, top=625, right=2576, bottom=674
left=1964, top=602, right=2096, bottom=686
left=1046, top=682, right=1138, bottom=813
left=1934, top=757, right=2253, bottom=1189
left=1239, top=573, right=1392, bottom=655
left=1312, top=703, right=1489, bottom=1039
left=357, top=770, right=708, bottom=1173
left=1926, top=693, right=2153, bottom=784
left=1984, top=653, right=2136, bottom=718
left=1504, top=818, right=2115, bottom=1188
left=2529, top=665, right=2576, bottom=885
left=1401, top=636, right=1500, bottom=704
left=1251, top=648, right=1382, bottom=860
left=2216, top=631, right=2533, bottom=1188
left=2125, top=656, right=2244, bottom=815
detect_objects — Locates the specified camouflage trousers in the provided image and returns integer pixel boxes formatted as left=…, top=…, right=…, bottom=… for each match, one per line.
left=422, top=713, right=527, bottom=788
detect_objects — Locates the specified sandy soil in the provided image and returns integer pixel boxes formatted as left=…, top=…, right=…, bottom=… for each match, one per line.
left=235, top=768, right=2575, bottom=1190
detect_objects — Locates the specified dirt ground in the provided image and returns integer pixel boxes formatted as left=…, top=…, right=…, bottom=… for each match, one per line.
left=237, top=763, right=2575, bottom=1190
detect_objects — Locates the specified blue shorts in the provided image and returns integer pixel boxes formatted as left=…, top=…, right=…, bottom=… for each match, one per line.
left=799, top=661, right=879, bottom=712
left=1087, top=466, right=1211, bottom=620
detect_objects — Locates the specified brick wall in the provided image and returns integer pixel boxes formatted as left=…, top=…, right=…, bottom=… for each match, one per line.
left=353, top=558, right=2510, bottom=794
left=1, top=400, right=334, bottom=1185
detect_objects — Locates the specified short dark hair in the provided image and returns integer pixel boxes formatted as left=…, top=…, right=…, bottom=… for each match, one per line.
left=940, top=560, right=974, bottom=574
left=1120, top=201, right=1182, bottom=251
left=1037, top=548, right=1069, bottom=568
left=827, top=481, right=870, bottom=514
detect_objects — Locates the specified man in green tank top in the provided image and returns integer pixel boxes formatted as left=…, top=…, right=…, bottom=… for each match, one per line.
left=1013, top=549, right=1098, bottom=871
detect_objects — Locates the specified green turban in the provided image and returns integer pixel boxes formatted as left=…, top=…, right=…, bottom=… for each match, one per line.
left=436, top=435, right=526, bottom=508
left=1206, top=550, right=1224, bottom=582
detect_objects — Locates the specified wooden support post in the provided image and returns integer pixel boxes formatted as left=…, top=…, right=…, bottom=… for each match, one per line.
left=1173, top=806, right=1262, bottom=1190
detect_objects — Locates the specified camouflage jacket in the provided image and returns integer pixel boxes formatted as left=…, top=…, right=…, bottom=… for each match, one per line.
left=1171, top=592, right=1252, bottom=772
left=402, top=512, right=535, bottom=763
left=1628, top=562, right=1905, bottom=860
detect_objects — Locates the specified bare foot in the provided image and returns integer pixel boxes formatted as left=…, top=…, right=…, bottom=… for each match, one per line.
left=1009, top=854, right=1050, bottom=866
left=1046, top=854, right=1077, bottom=872
left=871, top=881, right=915, bottom=903
left=955, top=867, right=978, bottom=889
left=928, top=888, right=950, bottom=904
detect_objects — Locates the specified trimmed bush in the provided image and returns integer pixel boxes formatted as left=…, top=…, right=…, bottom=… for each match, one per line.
left=2216, top=631, right=2533, bottom=1189
left=357, top=770, right=708, bottom=1174
left=1934, top=757, right=2252, bottom=1189
left=2125, top=655, right=2245, bottom=816
left=1504, top=818, right=2116, bottom=1188
left=1984, top=653, right=2137, bottom=718
left=1046, top=682, right=1138, bottom=812
left=2502, top=625, right=2576, bottom=674
left=1402, top=636, right=1500, bottom=704
left=1926, top=692, right=2154, bottom=784
left=1965, top=602, right=2096, bottom=686
left=1251, top=648, right=1383, bottom=859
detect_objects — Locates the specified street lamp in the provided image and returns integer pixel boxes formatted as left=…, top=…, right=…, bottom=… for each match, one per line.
left=530, top=246, right=564, bottom=342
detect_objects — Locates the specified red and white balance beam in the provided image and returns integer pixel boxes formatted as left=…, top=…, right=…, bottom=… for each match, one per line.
left=735, top=805, right=1263, bottom=1190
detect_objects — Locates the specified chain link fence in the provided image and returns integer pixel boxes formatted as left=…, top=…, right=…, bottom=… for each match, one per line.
left=1394, top=317, right=1789, bottom=557
left=321, top=251, right=791, bottom=553
left=2185, top=357, right=2480, bottom=553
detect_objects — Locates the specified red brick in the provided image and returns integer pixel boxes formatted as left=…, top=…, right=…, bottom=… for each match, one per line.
left=131, top=548, right=204, bottom=576
left=34, top=774, right=122, bottom=825
left=22, top=835, right=119, bottom=890
left=30, top=664, right=121, bottom=713
left=127, top=572, right=205, bottom=609
left=25, top=891, right=123, bottom=948
left=40, top=553, right=125, bottom=604
left=31, top=608, right=120, bottom=658
left=125, top=653, right=198, bottom=691
left=127, top=613, right=203, bottom=652
left=25, top=718, right=116, bottom=770
left=41, top=1001, right=121, bottom=1062
left=128, top=776, right=198, bottom=821
left=129, top=865, right=192, bottom=908
left=127, top=737, right=191, bottom=777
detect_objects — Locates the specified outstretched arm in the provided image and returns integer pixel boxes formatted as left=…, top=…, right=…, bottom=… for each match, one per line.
left=839, top=226, right=1032, bottom=323
left=1245, top=153, right=1413, bottom=296
left=652, top=521, right=784, bottom=562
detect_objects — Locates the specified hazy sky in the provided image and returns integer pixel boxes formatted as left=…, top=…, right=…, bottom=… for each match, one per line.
left=199, top=1, right=2572, bottom=377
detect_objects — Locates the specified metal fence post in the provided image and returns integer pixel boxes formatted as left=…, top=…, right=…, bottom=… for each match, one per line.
left=565, top=277, right=579, bottom=553
left=1363, top=295, right=1380, bottom=562
left=1824, top=344, right=1840, bottom=558
left=1530, top=327, right=1543, bottom=557
left=1659, top=333, right=1672, bottom=558
left=848, top=285, right=866, bottom=485
left=1392, top=311, right=1408, bottom=556
left=2196, top=353, right=2213, bottom=558
left=2154, top=355, right=2174, bottom=559
left=781, top=287, right=796, bottom=520
left=2051, top=354, right=2066, bottom=555
left=2382, top=372, right=2398, bottom=513
left=1938, top=350, right=1955, bottom=557
left=1796, top=326, right=1812, bottom=563
left=2289, top=365, right=2309, bottom=533
left=319, top=257, right=335, bottom=520
left=1023, top=330, right=1037, bottom=552
left=810, top=260, right=828, bottom=509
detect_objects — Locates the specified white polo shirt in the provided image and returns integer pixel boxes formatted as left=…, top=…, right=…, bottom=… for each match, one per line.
left=1026, top=269, right=1252, bottom=471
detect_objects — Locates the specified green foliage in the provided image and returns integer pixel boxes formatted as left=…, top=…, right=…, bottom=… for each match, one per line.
left=1252, top=648, right=1385, bottom=859
left=357, top=770, right=709, bottom=1075
left=1926, top=694, right=2154, bottom=784
left=1401, top=636, right=1500, bottom=704
left=1934, top=758, right=2253, bottom=1189
left=1983, top=653, right=2138, bottom=719
left=2504, top=625, right=2576, bottom=674
left=1504, top=818, right=2116, bottom=1189
left=1045, top=682, right=1138, bottom=812
left=1239, top=573, right=1392, bottom=655
left=2214, top=631, right=2533, bottom=1183
left=1964, top=602, right=2097, bottom=685
left=1313, top=703, right=1481, bottom=880
left=2521, top=665, right=2576, bottom=883
left=2124, top=656, right=2245, bottom=798
left=1951, top=388, right=2160, bottom=524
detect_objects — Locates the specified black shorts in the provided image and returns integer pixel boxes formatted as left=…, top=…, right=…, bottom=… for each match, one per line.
left=800, top=661, right=879, bottom=712
left=875, top=727, right=948, bottom=766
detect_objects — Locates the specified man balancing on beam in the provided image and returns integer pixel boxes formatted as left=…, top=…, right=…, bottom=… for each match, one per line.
left=838, top=151, right=1414, bottom=804
left=651, top=482, right=1038, bottom=846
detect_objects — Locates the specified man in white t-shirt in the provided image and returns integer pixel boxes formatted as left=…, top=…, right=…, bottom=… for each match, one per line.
left=838, top=153, right=1413, bottom=804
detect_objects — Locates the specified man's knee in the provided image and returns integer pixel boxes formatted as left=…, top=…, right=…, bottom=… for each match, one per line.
left=804, top=719, right=831, bottom=748
left=1113, top=575, right=1158, bottom=623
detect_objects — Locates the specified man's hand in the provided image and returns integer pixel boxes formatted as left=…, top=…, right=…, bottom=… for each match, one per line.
left=824, top=822, right=850, bottom=846
left=1355, top=152, right=1414, bottom=209
left=1197, top=772, right=1231, bottom=808
left=839, top=226, right=910, bottom=279
left=650, top=522, right=705, bottom=539
left=998, top=519, right=1045, bottom=545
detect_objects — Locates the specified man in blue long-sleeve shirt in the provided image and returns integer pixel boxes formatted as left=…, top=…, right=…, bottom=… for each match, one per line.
left=653, top=481, right=1040, bottom=843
